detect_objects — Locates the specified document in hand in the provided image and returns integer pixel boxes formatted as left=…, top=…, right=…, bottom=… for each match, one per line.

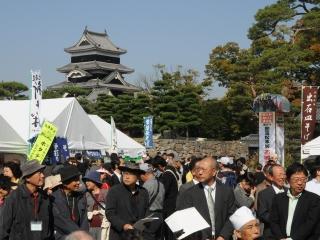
left=133, top=216, right=159, bottom=231
left=165, top=207, right=210, bottom=239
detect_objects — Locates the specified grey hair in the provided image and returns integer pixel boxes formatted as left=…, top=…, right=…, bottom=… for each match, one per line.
left=65, top=231, right=93, bottom=240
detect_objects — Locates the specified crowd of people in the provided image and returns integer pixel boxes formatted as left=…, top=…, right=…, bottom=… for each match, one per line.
left=0, top=151, right=320, bottom=240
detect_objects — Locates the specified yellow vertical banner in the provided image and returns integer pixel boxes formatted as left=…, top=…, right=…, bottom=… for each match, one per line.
left=28, top=121, right=58, bottom=163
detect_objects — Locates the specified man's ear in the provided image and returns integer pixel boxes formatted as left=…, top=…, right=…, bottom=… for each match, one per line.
left=235, top=229, right=242, bottom=239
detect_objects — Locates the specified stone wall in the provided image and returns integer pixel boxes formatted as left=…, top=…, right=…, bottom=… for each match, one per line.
left=136, top=138, right=249, bottom=159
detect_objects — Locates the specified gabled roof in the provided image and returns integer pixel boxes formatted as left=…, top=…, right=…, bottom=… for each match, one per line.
left=57, top=61, right=134, bottom=74
left=65, top=28, right=127, bottom=55
left=103, top=71, right=128, bottom=86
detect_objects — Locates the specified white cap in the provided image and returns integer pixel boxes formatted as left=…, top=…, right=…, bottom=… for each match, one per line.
left=218, top=157, right=233, bottom=165
left=229, top=206, right=256, bottom=230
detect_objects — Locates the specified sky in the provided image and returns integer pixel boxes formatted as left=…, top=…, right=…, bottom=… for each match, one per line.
left=0, top=0, right=275, bottom=98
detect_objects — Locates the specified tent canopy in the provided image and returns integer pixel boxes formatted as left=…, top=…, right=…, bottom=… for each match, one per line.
left=302, top=136, right=320, bottom=159
left=0, top=98, right=109, bottom=155
left=89, top=115, right=146, bottom=157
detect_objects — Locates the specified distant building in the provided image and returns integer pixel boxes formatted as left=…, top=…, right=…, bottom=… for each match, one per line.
left=48, top=27, right=141, bottom=101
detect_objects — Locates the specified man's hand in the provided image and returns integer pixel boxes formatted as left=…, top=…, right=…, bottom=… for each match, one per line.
left=123, top=224, right=134, bottom=231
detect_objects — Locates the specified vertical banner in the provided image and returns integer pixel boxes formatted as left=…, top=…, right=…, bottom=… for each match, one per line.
left=28, top=121, right=57, bottom=163
left=48, top=137, right=70, bottom=164
left=144, top=116, right=154, bottom=148
left=259, top=112, right=276, bottom=165
left=301, top=86, right=318, bottom=145
left=275, top=112, right=285, bottom=166
left=29, top=70, right=42, bottom=139
left=110, top=116, right=117, bottom=152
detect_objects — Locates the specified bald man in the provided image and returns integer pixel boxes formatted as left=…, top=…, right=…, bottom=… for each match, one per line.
left=177, top=157, right=236, bottom=240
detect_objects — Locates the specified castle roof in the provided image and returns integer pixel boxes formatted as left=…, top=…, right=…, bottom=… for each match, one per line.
left=48, top=78, right=141, bottom=92
left=64, top=28, right=127, bottom=55
left=57, top=61, right=134, bottom=74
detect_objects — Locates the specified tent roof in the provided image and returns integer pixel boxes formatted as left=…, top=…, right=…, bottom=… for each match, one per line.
left=89, top=115, right=145, bottom=155
left=0, top=98, right=109, bottom=154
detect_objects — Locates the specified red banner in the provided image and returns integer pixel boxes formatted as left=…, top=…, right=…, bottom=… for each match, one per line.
left=301, top=86, right=318, bottom=145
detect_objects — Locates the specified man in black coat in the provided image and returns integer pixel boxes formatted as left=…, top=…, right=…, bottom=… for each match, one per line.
left=152, top=156, right=179, bottom=240
left=105, top=162, right=149, bottom=240
left=270, top=162, right=320, bottom=240
left=0, top=160, right=54, bottom=240
left=52, top=165, right=89, bottom=240
left=177, top=157, right=236, bottom=240
left=257, top=164, right=286, bottom=239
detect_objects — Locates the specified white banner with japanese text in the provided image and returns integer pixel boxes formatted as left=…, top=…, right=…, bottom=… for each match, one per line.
left=259, top=112, right=276, bottom=165
left=29, top=70, right=42, bottom=139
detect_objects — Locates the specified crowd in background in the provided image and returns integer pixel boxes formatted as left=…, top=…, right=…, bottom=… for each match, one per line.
left=0, top=151, right=320, bottom=240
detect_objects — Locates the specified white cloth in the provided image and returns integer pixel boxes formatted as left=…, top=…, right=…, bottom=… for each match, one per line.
left=192, top=179, right=199, bottom=185
left=272, top=185, right=285, bottom=194
left=286, top=191, right=301, bottom=237
left=229, top=206, right=256, bottom=230
left=306, top=179, right=320, bottom=196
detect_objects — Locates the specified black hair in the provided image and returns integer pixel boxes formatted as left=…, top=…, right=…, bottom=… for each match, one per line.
left=188, top=156, right=202, bottom=171
left=102, top=163, right=113, bottom=173
left=151, top=156, right=167, bottom=168
left=4, top=162, right=22, bottom=179
left=310, top=165, right=320, bottom=179
left=286, top=162, right=308, bottom=180
left=0, top=174, right=13, bottom=192
left=237, top=172, right=255, bottom=186
left=74, top=153, right=82, bottom=161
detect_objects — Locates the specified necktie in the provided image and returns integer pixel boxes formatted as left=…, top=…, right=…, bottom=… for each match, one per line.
left=207, top=187, right=215, bottom=232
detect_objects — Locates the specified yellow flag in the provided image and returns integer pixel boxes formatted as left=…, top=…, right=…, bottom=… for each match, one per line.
left=28, top=121, right=58, bottom=163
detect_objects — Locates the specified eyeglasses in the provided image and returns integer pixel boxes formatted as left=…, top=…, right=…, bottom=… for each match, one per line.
left=290, top=177, right=307, bottom=183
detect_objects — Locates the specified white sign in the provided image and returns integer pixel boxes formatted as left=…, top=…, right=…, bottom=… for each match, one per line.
left=165, top=207, right=210, bottom=240
left=110, top=116, right=117, bottom=152
left=29, top=70, right=42, bottom=138
left=259, top=112, right=276, bottom=165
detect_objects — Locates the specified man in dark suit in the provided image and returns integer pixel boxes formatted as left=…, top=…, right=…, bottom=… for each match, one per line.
left=178, top=156, right=202, bottom=195
left=110, top=154, right=123, bottom=186
left=270, top=162, right=320, bottom=240
left=177, top=157, right=236, bottom=240
left=257, top=164, right=286, bottom=239
left=105, top=162, right=149, bottom=240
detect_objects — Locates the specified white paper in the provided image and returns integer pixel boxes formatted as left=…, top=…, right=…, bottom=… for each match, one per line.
left=165, top=207, right=210, bottom=239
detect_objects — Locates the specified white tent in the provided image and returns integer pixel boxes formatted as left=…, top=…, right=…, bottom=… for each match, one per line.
left=89, top=115, right=146, bottom=157
left=302, top=136, right=320, bottom=159
left=0, top=98, right=109, bottom=155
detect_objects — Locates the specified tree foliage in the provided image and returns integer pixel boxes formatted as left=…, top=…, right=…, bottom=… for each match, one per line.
left=0, top=81, right=28, bottom=99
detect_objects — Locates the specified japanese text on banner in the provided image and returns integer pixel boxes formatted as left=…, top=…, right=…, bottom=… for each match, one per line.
left=301, top=86, right=318, bottom=145
left=144, top=116, right=154, bottom=148
left=28, top=121, right=57, bottom=163
left=29, top=70, right=42, bottom=138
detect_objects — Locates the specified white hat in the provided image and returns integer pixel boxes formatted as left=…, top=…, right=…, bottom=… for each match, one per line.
left=229, top=206, right=256, bottom=230
left=44, top=174, right=62, bottom=190
left=218, top=157, right=233, bottom=165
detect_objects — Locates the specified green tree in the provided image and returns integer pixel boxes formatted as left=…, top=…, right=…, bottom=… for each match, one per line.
left=129, top=93, right=151, bottom=137
left=95, top=94, right=120, bottom=123
left=0, top=81, right=28, bottom=99
left=151, top=67, right=207, bottom=137
left=200, top=99, right=232, bottom=140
